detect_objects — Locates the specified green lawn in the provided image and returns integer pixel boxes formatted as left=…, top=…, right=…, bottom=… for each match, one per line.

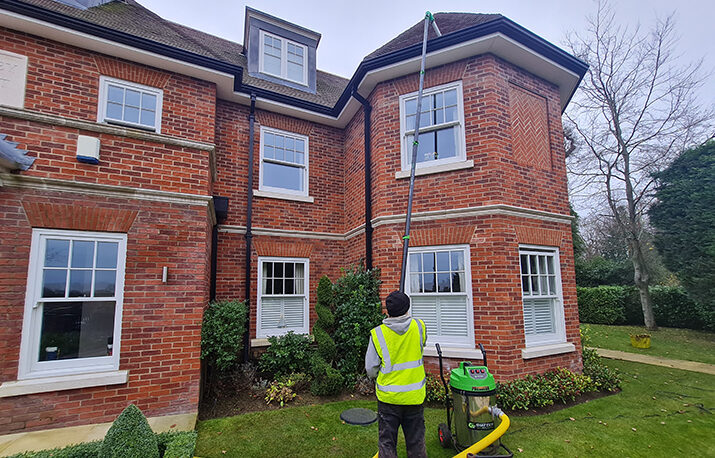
left=195, top=360, right=715, bottom=457
left=582, top=324, right=715, bottom=365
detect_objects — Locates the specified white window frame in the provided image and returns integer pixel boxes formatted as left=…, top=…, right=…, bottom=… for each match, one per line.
left=97, top=76, right=163, bottom=132
left=18, top=229, right=127, bottom=380
left=406, top=244, right=474, bottom=348
left=258, top=30, right=308, bottom=85
left=259, top=126, right=310, bottom=197
left=257, top=257, right=310, bottom=338
left=519, top=245, right=567, bottom=347
left=398, top=81, right=467, bottom=172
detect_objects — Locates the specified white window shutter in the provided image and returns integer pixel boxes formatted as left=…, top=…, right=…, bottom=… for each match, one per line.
left=438, top=296, right=469, bottom=337
left=261, top=297, right=282, bottom=330
left=282, top=296, right=304, bottom=328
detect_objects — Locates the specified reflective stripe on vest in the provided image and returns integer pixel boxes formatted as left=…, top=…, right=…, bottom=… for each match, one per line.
left=371, top=318, right=426, bottom=405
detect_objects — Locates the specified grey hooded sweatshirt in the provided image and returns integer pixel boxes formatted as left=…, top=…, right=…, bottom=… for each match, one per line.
left=365, top=314, right=426, bottom=379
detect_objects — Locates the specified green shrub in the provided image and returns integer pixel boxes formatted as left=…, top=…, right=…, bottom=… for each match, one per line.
left=577, top=286, right=626, bottom=324
left=201, top=300, right=249, bottom=372
left=157, top=431, right=197, bottom=458
left=258, top=332, right=315, bottom=378
left=333, top=266, right=383, bottom=378
left=310, top=355, right=344, bottom=396
left=6, top=441, right=102, bottom=458
left=100, top=404, right=159, bottom=458
left=314, top=276, right=337, bottom=362
left=277, top=372, right=311, bottom=392
left=650, top=286, right=706, bottom=330
left=496, top=368, right=595, bottom=411
left=265, top=378, right=297, bottom=407
left=582, top=347, right=621, bottom=391
left=425, top=373, right=448, bottom=404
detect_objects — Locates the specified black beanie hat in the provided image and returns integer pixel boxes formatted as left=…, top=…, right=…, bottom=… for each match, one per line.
left=386, top=291, right=410, bottom=317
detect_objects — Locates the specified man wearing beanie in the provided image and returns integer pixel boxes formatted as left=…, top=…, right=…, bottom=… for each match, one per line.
left=365, top=291, right=427, bottom=458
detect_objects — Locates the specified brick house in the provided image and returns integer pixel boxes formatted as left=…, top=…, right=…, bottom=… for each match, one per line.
left=0, top=0, right=587, bottom=438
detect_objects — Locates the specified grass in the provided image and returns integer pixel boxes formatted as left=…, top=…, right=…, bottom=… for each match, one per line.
left=582, top=324, right=715, bottom=365
left=195, top=360, right=715, bottom=457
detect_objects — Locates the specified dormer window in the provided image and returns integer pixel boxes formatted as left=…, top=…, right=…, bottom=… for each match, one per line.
left=260, top=31, right=307, bottom=85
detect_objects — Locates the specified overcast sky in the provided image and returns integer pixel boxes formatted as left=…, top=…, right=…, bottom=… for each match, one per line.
left=139, top=0, right=714, bottom=106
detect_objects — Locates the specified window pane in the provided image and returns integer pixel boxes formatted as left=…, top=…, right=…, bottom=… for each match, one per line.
left=538, top=256, right=547, bottom=275
left=284, top=141, right=294, bottom=163
left=263, top=162, right=303, bottom=192
left=295, top=138, right=305, bottom=152
left=405, top=98, right=417, bottom=117
left=264, top=277, right=272, bottom=294
left=444, top=89, right=457, bottom=107
left=445, top=106, right=457, bottom=123
left=410, top=273, right=422, bottom=293
left=274, top=263, right=284, bottom=278
left=437, top=273, right=451, bottom=292
left=285, top=278, right=294, bottom=294
left=287, top=61, right=303, bottom=82
left=434, top=108, right=444, bottom=124
left=409, top=253, right=422, bottom=273
left=141, top=93, right=156, bottom=111
left=107, top=85, right=123, bottom=103
left=106, top=102, right=123, bottom=120
left=436, top=127, right=457, bottom=160
left=436, top=252, right=450, bottom=271
left=531, top=276, right=539, bottom=294
left=140, top=110, right=155, bottom=127
left=520, top=255, right=529, bottom=274
left=540, top=276, right=548, bottom=295
left=71, top=241, right=94, bottom=268
left=124, top=106, right=139, bottom=124
left=422, top=252, right=435, bottom=272
left=38, top=301, right=115, bottom=361
left=294, top=263, right=304, bottom=279
left=264, top=54, right=281, bottom=75
left=273, top=279, right=283, bottom=294
left=522, top=276, right=530, bottom=295
left=423, top=272, right=435, bottom=292
left=264, top=262, right=273, bottom=278
left=264, top=132, right=274, bottom=147
left=285, top=263, right=294, bottom=278
left=264, top=144, right=274, bottom=160
left=45, top=239, right=69, bottom=268
left=69, top=270, right=92, bottom=297
left=294, top=277, right=304, bottom=294
left=452, top=272, right=465, bottom=293
left=547, top=257, right=555, bottom=274
left=42, top=269, right=67, bottom=298
left=94, top=270, right=116, bottom=297
left=451, top=251, right=464, bottom=271
left=529, top=256, right=538, bottom=275
left=548, top=276, right=556, bottom=295
left=96, top=242, right=118, bottom=269
left=124, top=89, right=140, bottom=107
left=434, top=92, right=443, bottom=110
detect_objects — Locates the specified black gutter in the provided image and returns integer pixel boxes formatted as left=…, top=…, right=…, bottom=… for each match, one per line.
left=351, top=90, right=373, bottom=270
left=0, top=0, right=243, bottom=79
left=242, top=93, right=256, bottom=362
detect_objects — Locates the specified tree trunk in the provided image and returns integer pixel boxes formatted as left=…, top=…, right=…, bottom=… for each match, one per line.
left=630, top=239, right=658, bottom=330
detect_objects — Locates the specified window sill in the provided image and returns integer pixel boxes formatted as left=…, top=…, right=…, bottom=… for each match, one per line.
left=423, top=346, right=483, bottom=360
left=521, top=342, right=575, bottom=360
left=253, top=189, right=314, bottom=203
left=0, top=370, right=128, bottom=398
left=395, top=160, right=474, bottom=179
left=251, top=334, right=313, bottom=347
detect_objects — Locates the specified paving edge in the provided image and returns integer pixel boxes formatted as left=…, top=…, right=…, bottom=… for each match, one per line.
left=594, top=348, right=715, bottom=375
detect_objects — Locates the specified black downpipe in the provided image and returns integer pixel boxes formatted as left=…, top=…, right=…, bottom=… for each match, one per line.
left=243, top=94, right=256, bottom=361
left=351, top=90, right=373, bottom=270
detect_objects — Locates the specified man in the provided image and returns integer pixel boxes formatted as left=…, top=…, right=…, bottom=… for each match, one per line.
left=365, top=290, right=427, bottom=458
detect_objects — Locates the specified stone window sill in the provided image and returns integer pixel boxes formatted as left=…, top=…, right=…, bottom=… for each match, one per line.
left=423, top=345, right=483, bottom=360
left=0, top=370, right=129, bottom=398
left=395, top=159, right=474, bottom=179
left=253, top=189, right=314, bottom=203
left=521, top=342, right=575, bottom=360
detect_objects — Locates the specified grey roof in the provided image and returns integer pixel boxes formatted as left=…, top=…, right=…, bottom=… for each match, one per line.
left=366, top=12, right=503, bottom=59
left=0, top=134, right=34, bottom=170
left=18, top=0, right=349, bottom=107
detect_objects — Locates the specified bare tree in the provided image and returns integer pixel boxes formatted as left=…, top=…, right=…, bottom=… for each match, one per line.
left=564, top=1, right=714, bottom=330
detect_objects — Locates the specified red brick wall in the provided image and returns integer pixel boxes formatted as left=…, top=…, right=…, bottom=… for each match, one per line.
left=1, top=27, right=216, bottom=143
left=0, top=188, right=211, bottom=434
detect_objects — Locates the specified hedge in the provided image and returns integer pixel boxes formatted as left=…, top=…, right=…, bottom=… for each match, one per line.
left=578, top=285, right=713, bottom=330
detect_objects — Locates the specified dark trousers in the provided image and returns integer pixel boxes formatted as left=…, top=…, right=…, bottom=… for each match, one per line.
left=377, top=401, right=427, bottom=458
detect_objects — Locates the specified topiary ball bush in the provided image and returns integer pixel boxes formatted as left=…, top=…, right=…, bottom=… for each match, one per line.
left=100, top=404, right=159, bottom=458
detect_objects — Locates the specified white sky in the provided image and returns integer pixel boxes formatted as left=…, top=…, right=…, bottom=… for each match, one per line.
left=138, top=0, right=715, bottom=106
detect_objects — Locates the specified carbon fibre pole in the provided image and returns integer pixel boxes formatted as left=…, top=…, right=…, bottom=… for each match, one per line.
left=399, top=12, right=441, bottom=293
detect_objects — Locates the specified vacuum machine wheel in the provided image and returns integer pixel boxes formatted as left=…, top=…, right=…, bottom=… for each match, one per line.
left=438, top=423, right=452, bottom=448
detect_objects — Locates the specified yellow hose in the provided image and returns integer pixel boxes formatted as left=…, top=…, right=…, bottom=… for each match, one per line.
left=452, top=409, right=510, bottom=458
left=371, top=408, right=510, bottom=458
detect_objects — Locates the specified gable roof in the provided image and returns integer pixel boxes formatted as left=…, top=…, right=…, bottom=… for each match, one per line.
left=367, top=12, right=502, bottom=59
left=0, top=0, right=588, bottom=123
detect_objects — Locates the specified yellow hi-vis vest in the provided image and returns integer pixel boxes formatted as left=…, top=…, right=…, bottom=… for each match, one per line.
left=370, top=318, right=426, bottom=405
